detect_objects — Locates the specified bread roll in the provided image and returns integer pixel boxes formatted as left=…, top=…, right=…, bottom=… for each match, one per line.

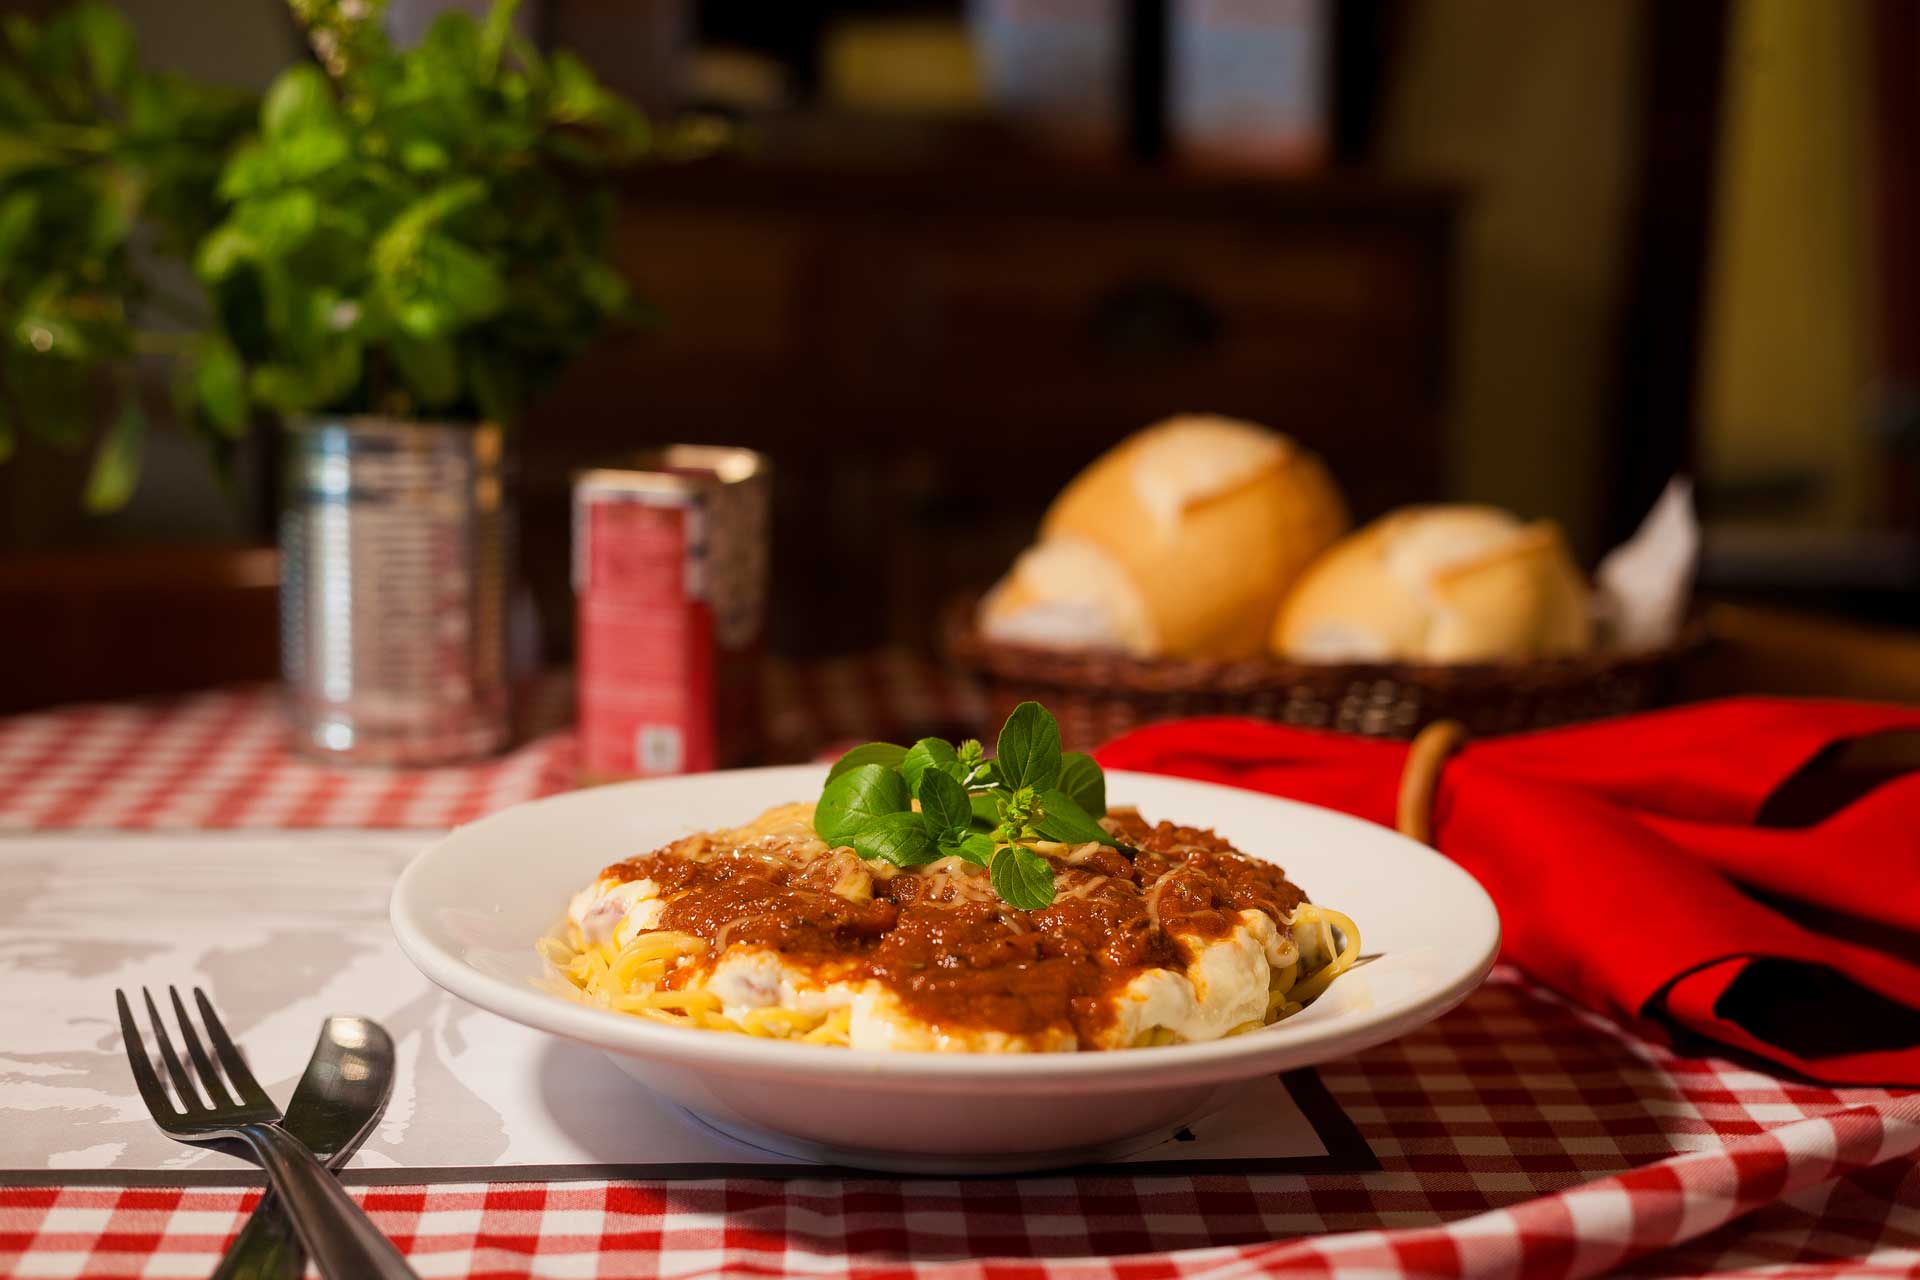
left=1272, top=505, right=1593, bottom=664
left=977, top=537, right=1156, bottom=654
left=980, top=415, right=1349, bottom=657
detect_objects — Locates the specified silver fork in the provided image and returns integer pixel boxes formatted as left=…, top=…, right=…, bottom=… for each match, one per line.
left=116, top=987, right=417, bottom=1279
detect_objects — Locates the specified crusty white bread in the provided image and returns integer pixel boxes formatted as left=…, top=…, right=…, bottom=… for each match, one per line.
left=1273, top=505, right=1593, bottom=664
left=981, top=415, right=1349, bottom=658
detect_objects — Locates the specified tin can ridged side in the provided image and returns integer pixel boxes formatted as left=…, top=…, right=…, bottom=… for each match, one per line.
left=280, top=417, right=512, bottom=764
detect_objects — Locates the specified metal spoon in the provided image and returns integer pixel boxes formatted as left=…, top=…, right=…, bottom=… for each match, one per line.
left=210, top=1016, right=396, bottom=1280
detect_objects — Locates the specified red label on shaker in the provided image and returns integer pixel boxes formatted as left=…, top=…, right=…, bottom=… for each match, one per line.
left=576, top=501, right=717, bottom=777
left=574, top=448, right=769, bottom=782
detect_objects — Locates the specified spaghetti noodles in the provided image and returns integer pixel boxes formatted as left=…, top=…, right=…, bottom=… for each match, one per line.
left=544, top=802, right=1362, bottom=1052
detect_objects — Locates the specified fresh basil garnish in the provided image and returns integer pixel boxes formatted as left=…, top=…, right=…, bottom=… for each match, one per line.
left=1034, top=787, right=1118, bottom=847
left=900, top=737, right=959, bottom=791
left=915, top=766, right=973, bottom=842
left=968, top=792, right=1000, bottom=830
left=943, top=830, right=996, bottom=867
left=826, top=741, right=908, bottom=783
left=1057, top=751, right=1106, bottom=818
left=815, top=763, right=910, bottom=843
left=814, top=700, right=1109, bottom=908
left=995, top=701, right=1062, bottom=792
left=843, top=810, right=938, bottom=866
left=990, top=843, right=1056, bottom=910
left=954, top=739, right=995, bottom=788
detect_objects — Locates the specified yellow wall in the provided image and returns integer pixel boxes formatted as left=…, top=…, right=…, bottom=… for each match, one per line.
left=1379, top=0, right=1646, bottom=559
left=1696, top=0, right=1875, bottom=530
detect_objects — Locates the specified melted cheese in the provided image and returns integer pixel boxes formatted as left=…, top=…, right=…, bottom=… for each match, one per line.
left=562, top=804, right=1341, bottom=1054
left=1097, top=909, right=1300, bottom=1049
left=568, top=877, right=665, bottom=948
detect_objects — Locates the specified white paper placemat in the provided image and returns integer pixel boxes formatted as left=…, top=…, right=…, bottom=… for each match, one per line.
left=0, top=832, right=1373, bottom=1183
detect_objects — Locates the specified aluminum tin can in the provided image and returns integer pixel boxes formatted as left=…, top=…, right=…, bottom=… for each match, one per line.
left=574, top=446, right=771, bottom=780
left=280, top=417, right=512, bottom=764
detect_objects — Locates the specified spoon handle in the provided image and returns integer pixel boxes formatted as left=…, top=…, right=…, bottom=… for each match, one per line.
left=210, top=1159, right=329, bottom=1280
left=231, top=1123, right=418, bottom=1279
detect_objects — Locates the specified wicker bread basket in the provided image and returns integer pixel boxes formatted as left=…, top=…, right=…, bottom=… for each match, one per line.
left=946, top=601, right=1706, bottom=750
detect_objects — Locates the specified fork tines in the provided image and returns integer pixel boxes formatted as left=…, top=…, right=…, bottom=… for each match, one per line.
left=116, top=986, right=272, bottom=1122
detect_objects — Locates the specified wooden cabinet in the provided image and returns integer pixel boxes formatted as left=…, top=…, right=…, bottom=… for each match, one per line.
left=521, top=158, right=1457, bottom=656
left=0, top=546, right=279, bottom=714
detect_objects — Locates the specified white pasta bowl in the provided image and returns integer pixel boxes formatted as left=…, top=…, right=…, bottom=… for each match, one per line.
left=391, top=765, right=1499, bottom=1173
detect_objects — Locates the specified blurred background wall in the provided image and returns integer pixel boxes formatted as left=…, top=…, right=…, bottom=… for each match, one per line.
left=1690, top=0, right=1920, bottom=624
left=2, top=0, right=1914, bottom=709
left=1377, top=0, right=1643, bottom=563
left=1699, top=0, right=1873, bottom=535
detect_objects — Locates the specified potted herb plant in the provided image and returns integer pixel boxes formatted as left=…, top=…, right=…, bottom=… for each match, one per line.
left=0, top=2, right=253, bottom=506
left=2, top=0, right=701, bottom=763
left=211, top=0, right=668, bottom=764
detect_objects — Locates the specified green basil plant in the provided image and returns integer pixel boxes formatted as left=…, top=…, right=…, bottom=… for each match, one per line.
left=0, top=0, right=713, bottom=510
left=814, top=702, right=1124, bottom=911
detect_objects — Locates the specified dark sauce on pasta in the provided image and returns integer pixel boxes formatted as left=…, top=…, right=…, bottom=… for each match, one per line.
left=595, top=809, right=1306, bottom=1047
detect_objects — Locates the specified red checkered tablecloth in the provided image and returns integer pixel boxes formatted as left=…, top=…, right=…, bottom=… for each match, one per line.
left=0, top=656, right=985, bottom=832
left=1, top=661, right=1916, bottom=1278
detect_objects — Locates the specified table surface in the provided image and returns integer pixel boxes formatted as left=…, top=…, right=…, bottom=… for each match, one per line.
left=0, top=660, right=1916, bottom=1279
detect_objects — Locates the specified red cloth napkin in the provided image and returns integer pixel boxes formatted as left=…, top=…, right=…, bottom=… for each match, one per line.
left=1095, top=698, right=1920, bottom=1087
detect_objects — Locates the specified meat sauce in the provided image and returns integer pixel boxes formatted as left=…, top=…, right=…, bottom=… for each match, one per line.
left=597, top=808, right=1306, bottom=1046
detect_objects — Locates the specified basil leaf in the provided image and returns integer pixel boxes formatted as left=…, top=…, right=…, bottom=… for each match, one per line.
left=82, top=396, right=144, bottom=514
left=996, top=701, right=1062, bottom=792
left=954, top=738, right=993, bottom=787
left=263, top=65, right=341, bottom=140
left=990, top=844, right=1056, bottom=910
left=1035, top=787, right=1118, bottom=847
left=387, top=332, right=460, bottom=408
left=942, top=831, right=996, bottom=868
left=900, top=737, right=958, bottom=792
left=72, top=2, right=135, bottom=95
left=845, top=812, right=938, bottom=867
left=815, top=764, right=910, bottom=843
left=969, top=792, right=1000, bottom=832
left=193, top=336, right=248, bottom=438
left=915, top=766, right=972, bottom=841
left=1057, top=752, right=1106, bottom=818
left=825, top=741, right=907, bottom=783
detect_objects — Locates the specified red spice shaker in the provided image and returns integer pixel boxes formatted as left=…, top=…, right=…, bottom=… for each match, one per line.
left=573, top=446, right=771, bottom=780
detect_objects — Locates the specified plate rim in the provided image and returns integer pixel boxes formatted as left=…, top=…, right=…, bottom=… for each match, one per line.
left=390, top=765, right=1501, bottom=1089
